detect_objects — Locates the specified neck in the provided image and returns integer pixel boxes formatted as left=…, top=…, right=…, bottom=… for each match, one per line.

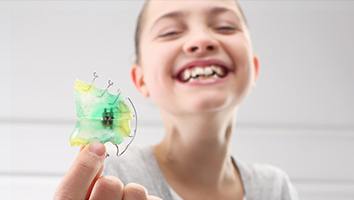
left=154, top=109, right=239, bottom=189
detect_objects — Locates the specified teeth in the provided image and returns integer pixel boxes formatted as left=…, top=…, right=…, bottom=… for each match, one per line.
left=193, top=67, right=203, bottom=78
left=213, top=66, right=222, bottom=75
left=212, top=65, right=225, bottom=76
left=220, top=69, right=226, bottom=76
left=182, top=69, right=191, bottom=81
left=180, top=65, right=227, bottom=82
left=204, top=67, right=213, bottom=76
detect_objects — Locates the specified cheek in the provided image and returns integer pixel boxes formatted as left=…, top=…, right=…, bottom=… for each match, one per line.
left=142, top=64, right=173, bottom=104
left=235, top=60, right=256, bottom=106
left=140, top=42, right=180, bottom=95
left=141, top=41, right=179, bottom=65
left=227, top=37, right=251, bottom=62
left=224, top=37, right=255, bottom=99
left=225, top=36, right=254, bottom=76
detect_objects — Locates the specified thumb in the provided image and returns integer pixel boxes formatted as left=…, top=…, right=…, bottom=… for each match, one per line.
left=54, top=142, right=106, bottom=200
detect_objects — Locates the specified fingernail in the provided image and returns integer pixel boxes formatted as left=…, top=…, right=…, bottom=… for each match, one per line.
left=88, top=142, right=105, bottom=157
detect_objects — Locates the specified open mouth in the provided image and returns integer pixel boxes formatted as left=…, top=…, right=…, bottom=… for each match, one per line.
left=174, top=60, right=233, bottom=83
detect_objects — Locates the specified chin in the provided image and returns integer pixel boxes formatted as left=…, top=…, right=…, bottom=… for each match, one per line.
left=184, top=93, right=236, bottom=114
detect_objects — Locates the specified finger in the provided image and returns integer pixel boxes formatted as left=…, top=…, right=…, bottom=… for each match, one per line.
left=86, top=165, right=104, bottom=198
left=148, top=195, right=163, bottom=200
left=54, top=142, right=106, bottom=200
left=89, top=176, right=124, bottom=200
left=123, top=183, right=148, bottom=200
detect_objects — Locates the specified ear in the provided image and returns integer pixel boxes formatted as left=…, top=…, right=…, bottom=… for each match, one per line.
left=252, top=55, right=260, bottom=83
left=131, top=64, right=150, bottom=97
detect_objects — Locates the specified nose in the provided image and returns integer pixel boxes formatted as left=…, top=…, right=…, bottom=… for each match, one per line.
left=183, top=33, right=218, bottom=57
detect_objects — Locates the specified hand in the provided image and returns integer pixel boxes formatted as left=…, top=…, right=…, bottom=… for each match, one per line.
left=54, top=142, right=161, bottom=200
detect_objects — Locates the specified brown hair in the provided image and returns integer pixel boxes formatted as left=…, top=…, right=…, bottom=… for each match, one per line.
left=134, top=0, right=248, bottom=64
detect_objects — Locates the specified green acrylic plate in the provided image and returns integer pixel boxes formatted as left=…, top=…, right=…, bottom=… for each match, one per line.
left=70, top=79, right=137, bottom=147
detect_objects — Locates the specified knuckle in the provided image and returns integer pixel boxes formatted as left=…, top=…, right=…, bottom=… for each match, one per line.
left=75, top=153, right=100, bottom=174
left=96, top=176, right=124, bottom=194
left=124, top=183, right=148, bottom=199
left=77, top=159, right=95, bottom=173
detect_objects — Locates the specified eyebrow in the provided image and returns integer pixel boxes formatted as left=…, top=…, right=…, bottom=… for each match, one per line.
left=150, top=11, right=185, bottom=32
left=210, top=6, right=239, bottom=17
left=150, top=6, right=241, bottom=32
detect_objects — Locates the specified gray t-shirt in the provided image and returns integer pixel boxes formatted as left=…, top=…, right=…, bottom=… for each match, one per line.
left=104, top=146, right=299, bottom=200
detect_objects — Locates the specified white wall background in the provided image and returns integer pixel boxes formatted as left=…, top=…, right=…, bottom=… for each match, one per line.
left=1, top=0, right=354, bottom=199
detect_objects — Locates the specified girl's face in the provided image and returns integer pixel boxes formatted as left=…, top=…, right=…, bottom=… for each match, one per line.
left=132, top=0, right=259, bottom=116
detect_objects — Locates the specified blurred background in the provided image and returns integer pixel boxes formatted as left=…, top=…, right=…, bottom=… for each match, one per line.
left=1, top=0, right=353, bottom=199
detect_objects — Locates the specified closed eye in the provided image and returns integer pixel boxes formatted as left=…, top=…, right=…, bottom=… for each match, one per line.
left=158, top=31, right=181, bottom=38
left=215, top=26, right=237, bottom=33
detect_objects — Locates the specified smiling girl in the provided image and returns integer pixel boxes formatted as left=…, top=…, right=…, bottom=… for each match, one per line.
left=55, top=1, right=298, bottom=199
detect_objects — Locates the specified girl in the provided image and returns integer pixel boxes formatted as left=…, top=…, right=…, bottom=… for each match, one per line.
left=55, top=0, right=298, bottom=199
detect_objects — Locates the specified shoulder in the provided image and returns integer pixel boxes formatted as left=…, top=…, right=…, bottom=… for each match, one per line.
left=235, top=160, right=299, bottom=200
left=240, top=161, right=290, bottom=184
